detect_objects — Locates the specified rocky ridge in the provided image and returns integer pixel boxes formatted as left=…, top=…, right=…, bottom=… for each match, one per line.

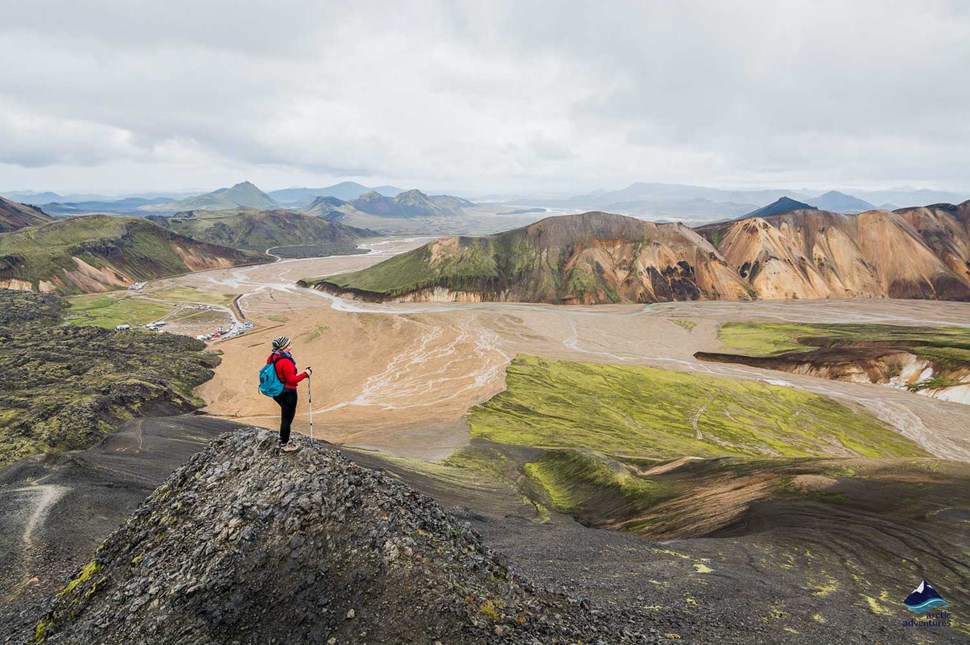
left=37, top=430, right=662, bottom=644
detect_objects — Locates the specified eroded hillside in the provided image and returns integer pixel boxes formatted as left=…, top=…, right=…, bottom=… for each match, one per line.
left=0, top=216, right=268, bottom=294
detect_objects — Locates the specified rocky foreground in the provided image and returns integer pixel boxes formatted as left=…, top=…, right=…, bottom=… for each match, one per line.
left=36, top=430, right=663, bottom=644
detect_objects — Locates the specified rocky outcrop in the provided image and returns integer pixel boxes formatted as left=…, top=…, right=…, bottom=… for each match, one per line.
left=37, top=430, right=649, bottom=644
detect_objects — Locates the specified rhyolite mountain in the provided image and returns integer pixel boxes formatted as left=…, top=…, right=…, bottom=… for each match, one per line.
left=805, top=190, right=875, bottom=213
left=0, top=215, right=267, bottom=294
left=35, top=430, right=633, bottom=644
left=148, top=208, right=377, bottom=256
left=696, top=201, right=970, bottom=300
left=165, top=181, right=279, bottom=211
left=0, top=196, right=52, bottom=233
left=304, top=211, right=751, bottom=304
left=307, top=205, right=970, bottom=303
left=350, top=189, right=473, bottom=218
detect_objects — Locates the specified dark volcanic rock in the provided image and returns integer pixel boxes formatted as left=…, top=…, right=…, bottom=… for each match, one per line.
left=37, top=430, right=655, bottom=644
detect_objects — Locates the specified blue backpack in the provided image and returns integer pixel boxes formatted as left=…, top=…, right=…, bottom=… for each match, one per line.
left=258, top=357, right=285, bottom=397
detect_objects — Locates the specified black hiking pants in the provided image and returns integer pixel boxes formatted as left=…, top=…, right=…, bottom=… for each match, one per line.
left=273, top=388, right=298, bottom=445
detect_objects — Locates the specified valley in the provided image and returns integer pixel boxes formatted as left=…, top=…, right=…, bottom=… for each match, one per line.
left=159, top=246, right=969, bottom=463
left=3, top=215, right=970, bottom=643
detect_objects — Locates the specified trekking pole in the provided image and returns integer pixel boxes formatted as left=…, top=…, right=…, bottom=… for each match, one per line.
left=306, top=372, right=314, bottom=444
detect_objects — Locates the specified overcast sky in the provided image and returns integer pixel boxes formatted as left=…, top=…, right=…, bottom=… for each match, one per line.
left=2, top=0, right=969, bottom=196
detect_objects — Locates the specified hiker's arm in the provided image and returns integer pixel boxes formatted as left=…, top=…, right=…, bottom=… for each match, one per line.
left=279, top=359, right=307, bottom=387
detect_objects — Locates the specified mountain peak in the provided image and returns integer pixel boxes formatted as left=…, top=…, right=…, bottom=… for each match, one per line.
left=743, top=197, right=817, bottom=219
left=806, top=190, right=875, bottom=213
left=171, top=182, right=277, bottom=211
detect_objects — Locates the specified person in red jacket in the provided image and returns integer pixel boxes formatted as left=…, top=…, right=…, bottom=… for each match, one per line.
left=267, top=336, right=312, bottom=452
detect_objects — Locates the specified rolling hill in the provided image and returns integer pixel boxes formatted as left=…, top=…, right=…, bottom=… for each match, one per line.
left=304, top=211, right=751, bottom=304
left=148, top=208, right=378, bottom=257
left=0, top=215, right=267, bottom=294
left=0, top=196, right=52, bottom=232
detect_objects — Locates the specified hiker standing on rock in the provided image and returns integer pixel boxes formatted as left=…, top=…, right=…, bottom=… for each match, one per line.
left=265, top=336, right=312, bottom=453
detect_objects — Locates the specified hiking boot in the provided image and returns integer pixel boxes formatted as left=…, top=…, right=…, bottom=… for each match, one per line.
left=280, top=443, right=301, bottom=453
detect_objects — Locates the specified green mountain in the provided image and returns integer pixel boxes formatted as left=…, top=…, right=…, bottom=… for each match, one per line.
left=300, top=196, right=357, bottom=220
left=303, top=211, right=750, bottom=304
left=350, top=189, right=473, bottom=218
left=0, top=215, right=267, bottom=294
left=0, top=196, right=52, bottom=233
left=167, top=181, right=278, bottom=211
left=149, top=208, right=378, bottom=257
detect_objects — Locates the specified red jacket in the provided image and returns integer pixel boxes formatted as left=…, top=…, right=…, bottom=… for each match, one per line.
left=267, top=352, right=306, bottom=390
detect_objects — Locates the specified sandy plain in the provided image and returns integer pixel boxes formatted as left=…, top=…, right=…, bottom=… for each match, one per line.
left=154, top=239, right=970, bottom=462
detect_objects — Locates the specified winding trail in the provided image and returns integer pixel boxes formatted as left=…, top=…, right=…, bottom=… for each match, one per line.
left=4, top=482, right=69, bottom=599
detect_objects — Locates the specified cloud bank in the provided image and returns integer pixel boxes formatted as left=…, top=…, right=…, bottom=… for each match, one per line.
left=2, top=0, right=968, bottom=194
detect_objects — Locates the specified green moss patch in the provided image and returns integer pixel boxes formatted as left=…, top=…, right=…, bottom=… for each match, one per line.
left=469, top=355, right=926, bottom=460
left=0, top=290, right=221, bottom=466
left=717, top=322, right=970, bottom=368
left=524, top=449, right=673, bottom=517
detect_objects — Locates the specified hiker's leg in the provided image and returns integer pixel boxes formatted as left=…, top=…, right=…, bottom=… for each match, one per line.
left=279, top=389, right=298, bottom=444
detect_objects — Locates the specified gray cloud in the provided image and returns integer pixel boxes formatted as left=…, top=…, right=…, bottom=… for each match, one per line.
left=2, top=1, right=969, bottom=194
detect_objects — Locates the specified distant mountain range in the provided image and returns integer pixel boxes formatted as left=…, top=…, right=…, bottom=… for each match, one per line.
left=0, top=216, right=267, bottom=294
left=269, top=182, right=403, bottom=206
left=298, top=189, right=473, bottom=223
left=6, top=182, right=968, bottom=222
left=41, top=197, right=177, bottom=216
left=0, top=196, right=52, bottom=233
left=350, top=189, right=473, bottom=218
left=506, top=182, right=970, bottom=223
left=307, top=203, right=970, bottom=303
